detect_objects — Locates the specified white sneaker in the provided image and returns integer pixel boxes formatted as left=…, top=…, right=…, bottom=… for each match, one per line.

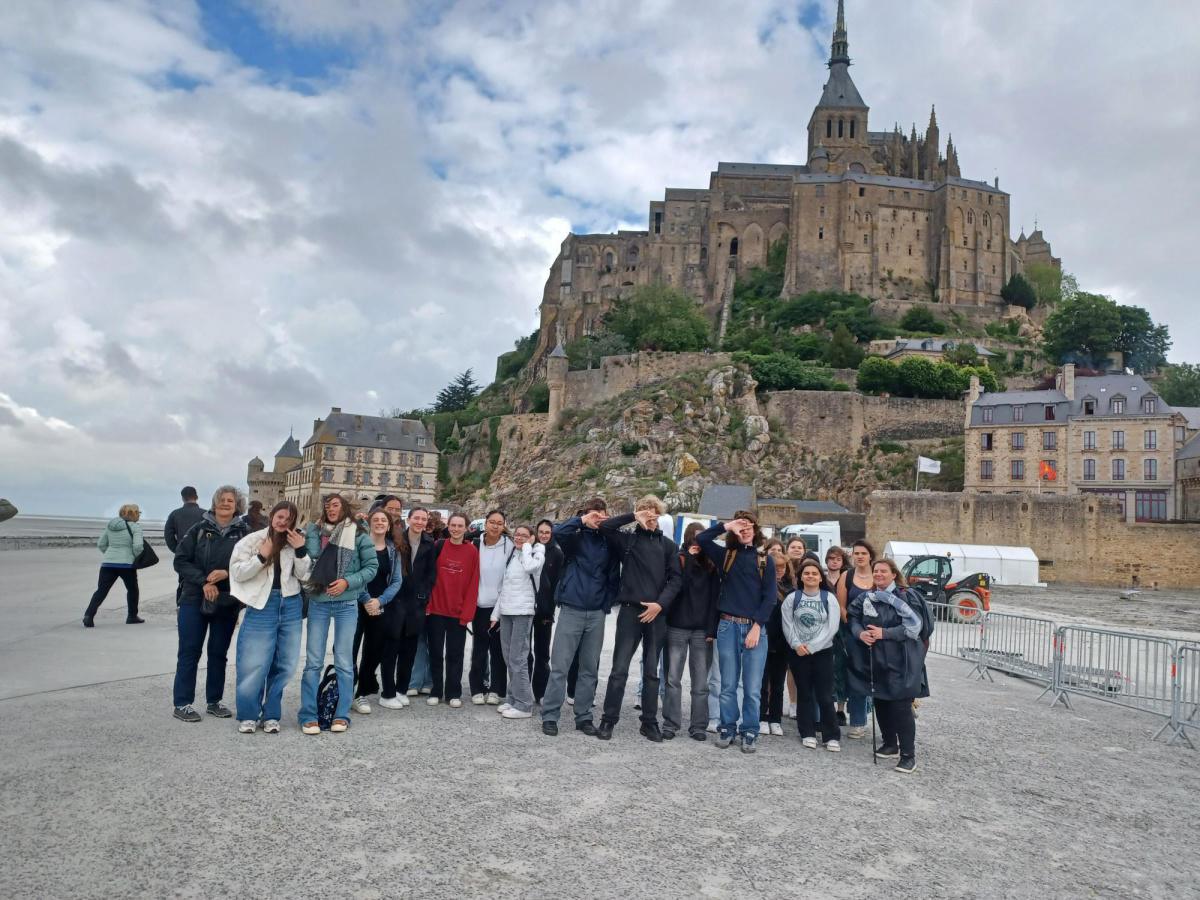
left=471, top=693, right=486, bottom=705
left=759, top=721, right=769, bottom=735
left=485, top=692, right=501, bottom=705
left=238, top=720, right=257, bottom=734
left=497, top=703, right=513, bottom=714
left=501, top=707, right=532, bottom=719
left=262, top=719, right=280, bottom=734
left=419, top=688, right=432, bottom=695
left=826, top=739, right=842, bottom=753
left=847, top=726, right=866, bottom=740
left=352, top=696, right=372, bottom=715
left=801, top=736, right=819, bottom=749
left=378, top=696, right=404, bottom=710
left=426, top=697, right=440, bottom=706
left=770, top=722, right=784, bottom=737
left=448, top=698, right=463, bottom=709
left=706, top=720, right=718, bottom=734
left=785, top=702, right=796, bottom=719
left=406, top=689, right=418, bottom=697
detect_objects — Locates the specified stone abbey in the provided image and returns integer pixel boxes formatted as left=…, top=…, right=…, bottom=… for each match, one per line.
left=536, top=0, right=1055, bottom=362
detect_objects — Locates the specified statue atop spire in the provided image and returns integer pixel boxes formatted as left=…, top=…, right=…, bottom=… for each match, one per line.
left=830, top=0, right=850, bottom=67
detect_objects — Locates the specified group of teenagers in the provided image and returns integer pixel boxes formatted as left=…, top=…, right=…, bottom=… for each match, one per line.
left=111, top=483, right=933, bottom=772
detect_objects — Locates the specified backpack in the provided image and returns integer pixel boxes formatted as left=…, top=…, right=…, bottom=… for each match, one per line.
left=317, top=664, right=339, bottom=730
left=722, top=546, right=766, bottom=578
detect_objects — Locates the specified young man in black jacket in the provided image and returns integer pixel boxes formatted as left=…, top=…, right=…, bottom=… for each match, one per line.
left=663, top=522, right=721, bottom=741
left=597, top=495, right=681, bottom=742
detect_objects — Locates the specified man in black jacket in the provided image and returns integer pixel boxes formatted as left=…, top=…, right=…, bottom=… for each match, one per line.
left=597, top=495, right=681, bottom=742
left=164, top=486, right=204, bottom=553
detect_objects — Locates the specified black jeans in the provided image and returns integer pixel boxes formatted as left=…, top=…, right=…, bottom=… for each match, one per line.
left=875, top=698, right=916, bottom=756
left=568, top=652, right=578, bottom=698
left=86, top=567, right=140, bottom=619
left=381, top=632, right=419, bottom=699
left=353, top=607, right=386, bottom=697
left=469, top=606, right=506, bottom=697
left=530, top=618, right=553, bottom=701
left=787, top=647, right=840, bottom=742
left=601, top=604, right=667, bottom=727
left=761, top=651, right=788, bottom=724
left=426, top=614, right=468, bottom=701
left=172, top=602, right=238, bottom=708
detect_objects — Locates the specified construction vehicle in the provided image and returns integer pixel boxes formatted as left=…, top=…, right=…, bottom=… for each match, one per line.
left=901, top=555, right=992, bottom=624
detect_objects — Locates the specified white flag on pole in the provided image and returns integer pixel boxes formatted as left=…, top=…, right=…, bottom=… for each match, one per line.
left=917, top=456, right=942, bottom=474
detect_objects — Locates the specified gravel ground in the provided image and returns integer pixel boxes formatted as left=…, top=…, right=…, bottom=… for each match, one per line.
left=1, top=549, right=1198, bottom=899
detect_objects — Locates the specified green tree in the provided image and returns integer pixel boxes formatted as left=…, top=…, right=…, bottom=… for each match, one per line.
left=1157, top=363, right=1200, bottom=407
left=856, top=356, right=900, bottom=395
left=1042, top=292, right=1123, bottom=367
left=943, top=342, right=980, bottom=367
left=732, top=352, right=838, bottom=391
left=1000, top=273, right=1037, bottom=310
left=823, top=323, right=864, bottom=368
left=897, top=356, right=942, bottom=398
left=1115, top=305, right=1171, bottom=374
left=564, top=332, right=630, bottom=370
left=524, top=381, right=550, bottom=413
left=433, top=369, right=481, bottom=413
left=898, top=307, right=947, bottom=334
left=1024, top=263, right=1063, bottom=307
left=604, top=284, right=711, bottom=351
left=495, top=329, right=540, bottom=381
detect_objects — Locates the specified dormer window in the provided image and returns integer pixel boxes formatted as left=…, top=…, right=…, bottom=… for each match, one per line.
left=377, top=432, right=387, bottom=442
left=1142, top=397, right=1157, bottom=414
left=1044, top=405, right=1056, bottom=421
left=1111, top=397, right=1126, bottom=415
left=337, top=430, right=347, bottom=439
left=417, top=437, right=427, bottom=447
left=1083, top=399, right=1096, bottom=416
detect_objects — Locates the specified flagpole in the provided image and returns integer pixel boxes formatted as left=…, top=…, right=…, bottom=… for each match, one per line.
left=914, top=459, right=920, bottom=492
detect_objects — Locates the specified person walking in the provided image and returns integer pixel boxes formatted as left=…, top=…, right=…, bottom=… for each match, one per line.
left=491, top=524, right=545, bottom=720
left=230, top=501, right=311, bottom=733
left=597, top=495, right=681, bottom=743
left=349, top=509, right=404, bottom=716
left=423, top=512, right=478, bottom=708
left=171, top=487, right=250, bottom=722
left=759, top=539, right=795, bottom=737
left=782, top=557, right=842, bottom=752
left=530, top=519, right=565, bottom=704
left=83, top=503, right=146, bottom=627
left=663, top=522, right=720, bottom=741
left=379, top=507, right=439, bottom=707
left=847, top=558, right=929, bottom=774
left=836, top=540, right=876, bottom=739
left=696, top=511, right=775, bottom=754
left=470, top=510, right=512, bottom=705
left=298, top=494, right=378, bottom=735
left=540, top=498, right=620, bottom=738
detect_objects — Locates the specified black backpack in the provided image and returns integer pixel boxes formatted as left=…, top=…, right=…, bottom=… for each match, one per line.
left=317, top=664, right=339, bottom=730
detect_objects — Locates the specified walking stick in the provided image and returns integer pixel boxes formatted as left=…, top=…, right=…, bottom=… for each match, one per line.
left=869, top=642, right=878, bottom=766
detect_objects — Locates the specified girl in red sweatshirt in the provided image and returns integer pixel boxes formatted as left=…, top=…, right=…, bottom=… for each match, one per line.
left=424, top=513, right=480, bottom=707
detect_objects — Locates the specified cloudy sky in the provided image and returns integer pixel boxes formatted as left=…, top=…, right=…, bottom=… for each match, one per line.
left=1, top=0, right=1196, bottom=517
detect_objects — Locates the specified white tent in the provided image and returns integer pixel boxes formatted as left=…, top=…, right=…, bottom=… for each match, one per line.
left=883, top=541, right=1042, bottom=587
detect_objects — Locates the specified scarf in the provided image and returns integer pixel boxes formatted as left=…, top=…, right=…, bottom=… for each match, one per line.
left=861, top=586, right=922, bottom=641
left=309, top=519, right=358, bottom=591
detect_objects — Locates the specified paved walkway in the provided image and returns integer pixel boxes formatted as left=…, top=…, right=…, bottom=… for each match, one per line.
left=1, top=549, right=1197, bottom=898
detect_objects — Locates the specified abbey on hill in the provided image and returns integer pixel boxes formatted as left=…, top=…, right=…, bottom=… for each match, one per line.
left=535, top=0, right=1057, bottom=363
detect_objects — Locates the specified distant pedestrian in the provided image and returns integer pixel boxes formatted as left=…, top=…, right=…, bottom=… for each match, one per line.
left=350, top=509, right=404, bottom=716
left=530, top=519, right=566, bottom=704
left=298, top=494, right=378, bottom=734
left=230, top=501, right=311, bottom=733
left=471, top=510, right=512, bottom=705
left=491, top=524, right=545, bottom=720
left=244, top=500, right=268, bottom=531
left=759, top=539, right=795, bottom=737
left=663, top=522, right=720, bottom=741
left=847, top=558, right=928, bottom=774
left=83, top=503, right=146, bottom=627
left=782, top=558, right=841, bottom=752
left=836, top=540, right=876, bottom=739
left=164, top=486, right=204, bottom=554
left=423, top=512, right=478, bottom=707
left=171, top=487, right=250, bottom=722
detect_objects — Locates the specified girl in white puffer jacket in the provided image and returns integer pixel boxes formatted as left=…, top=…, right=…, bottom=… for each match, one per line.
left=490, top=526, right=545, bottom=718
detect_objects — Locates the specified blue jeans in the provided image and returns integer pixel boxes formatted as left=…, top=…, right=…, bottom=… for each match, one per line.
left=847, top=695, right=869, bottom=727
left=173, top=602, right=239, bottom=708
left=235, top=591, right=302, bottom=722
left=410, top=630, right=433, bottom=691
left=298, top=598, right=358, bottom=726
left=716, top=619, right=768, bottom=739
left=707, top=647, right=722, bottom=722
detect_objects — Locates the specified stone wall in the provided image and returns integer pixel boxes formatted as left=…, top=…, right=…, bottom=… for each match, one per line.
left=763, top=390, right=964, bottom=450
left=563, top=351, right=732, bottom=411
left=865, top=490, right=1200, bottom=588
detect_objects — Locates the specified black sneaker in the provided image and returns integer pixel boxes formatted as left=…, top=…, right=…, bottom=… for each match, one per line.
left=836, top=710, right=847, bottom=726
left=875, top=743, right=900, bottom=758
left=639, top=723, right=663, bottom=743
left=633, top=703, right=642, bottom=711
left=690, top=731, right=707, bottom=742
left=895, top=755, right=918, bottom=774
left=82, top=616, right=94, bottom=628
left=126, top=616, right=145, bottom=624
left=596, top=721, right=614, bottom=741
left=206, top=702, right=233, bottom=719
left=661, top=729, right=676, bottom=740
left=542, top=721, right=558, bottom=737
left=575, top=721, right=598, bottom=737
left=173, top=705, right=201, bottom=723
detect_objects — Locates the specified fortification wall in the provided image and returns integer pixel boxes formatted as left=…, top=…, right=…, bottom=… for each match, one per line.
left=562, top=351, right=732, bottom=410
left=865, top=491, right=1200, bottom=588
left=763, top=391, right=963, bottom=449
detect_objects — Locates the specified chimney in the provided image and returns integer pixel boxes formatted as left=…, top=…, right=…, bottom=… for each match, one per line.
left=355, top=416, right=363, bottom=430
left=312, top=418, right=322, bottom=433
left=331, top=407, right=342, bottom=414
left=1062, top=363, right=1075, bottom=400
left=965, top=375, right=981, bottom=431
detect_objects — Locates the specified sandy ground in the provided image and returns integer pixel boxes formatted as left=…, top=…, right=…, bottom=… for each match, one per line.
left=1, top=548, right=1198, bottom=899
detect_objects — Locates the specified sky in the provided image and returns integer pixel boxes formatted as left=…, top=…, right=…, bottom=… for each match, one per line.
left=1, top=0, right=1197, bottom=517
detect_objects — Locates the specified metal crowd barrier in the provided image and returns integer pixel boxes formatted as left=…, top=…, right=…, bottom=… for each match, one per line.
left=1172, top=644, right=1200, bottom=748
left=976, top=610, right=1057, bottom=685
left=923, top=600, right=989, bottom=680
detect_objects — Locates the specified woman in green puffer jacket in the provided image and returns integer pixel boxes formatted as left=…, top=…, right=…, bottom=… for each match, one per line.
left=83, top=503, right=145, bottom=627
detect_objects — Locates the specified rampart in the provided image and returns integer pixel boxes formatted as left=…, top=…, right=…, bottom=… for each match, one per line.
left=763, top=391, right=964, bottom=450
left=562, top=351, right=731, bottom=410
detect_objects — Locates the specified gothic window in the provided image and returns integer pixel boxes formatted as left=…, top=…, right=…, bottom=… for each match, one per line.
left=983, top=213, right=990, bottom=228
left=907, top=245, right=912, bottom=256
left=653, top=212, right=662, bottom=234
left=967, top=211, right=974, bottom=224
left=859, top=187, right=865, bottom=197
left=818, top=227, right=824, bottom=241
left=963, top=260, right=968, bottom=270
left=838, top=119, right=844, bottom=138
left=892, top=210, right=897, bottom=221
left=916, top=229, right=920, bottom=239
left=628, top=246, right=639, bottom=266
left=850, top=119, right=856, bottom=138
left=826, top=119, right=832, bottom=139
left=865, top=213, right=871, bottom=223
left=963, top=235, right=969, bottom=247
left=863, top=233, right=868, bottom=245
left=730, top=238, right=739, bottom=256
left=604, top=251, right=614, bottom=269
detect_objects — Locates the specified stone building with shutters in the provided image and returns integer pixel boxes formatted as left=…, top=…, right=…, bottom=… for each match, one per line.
left=246, top=434, right=302, bottom=509
left=963, top=365, right=1189, bottom=522
left=277, top=408, right=439, bottom=520
left=532, top=0, right=1055, bottom=365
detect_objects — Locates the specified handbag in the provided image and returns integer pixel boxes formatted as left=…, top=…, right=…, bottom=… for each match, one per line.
left=125, top=521, right=160, bottom=569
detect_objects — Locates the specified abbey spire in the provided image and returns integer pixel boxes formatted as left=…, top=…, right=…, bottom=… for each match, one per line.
left=830, top=0, right=850, bottom=66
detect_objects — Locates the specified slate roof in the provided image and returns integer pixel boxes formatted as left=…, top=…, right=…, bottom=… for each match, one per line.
left=760, top=498, right=850, bottom=515
left=1178, top=432, right=1200, bottom=461
left=305, top=410, right=436, bottom=452
left=816, top=62, right=866, bottom=109
left=887, top=338, right=994, bottom=358
left=970, top=374, right=1174, bottom=427
left=699, top=484, right=756, bottom=519
left=275, top=435, right=302, bottom=459
left=1174, top=407, right=1200, bottom=430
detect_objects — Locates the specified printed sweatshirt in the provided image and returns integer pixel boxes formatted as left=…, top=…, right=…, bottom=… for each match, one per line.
left=781, top=588, right=840, bottom=654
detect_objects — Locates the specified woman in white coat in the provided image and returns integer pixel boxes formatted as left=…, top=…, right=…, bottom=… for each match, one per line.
left=230, top=501, right=311, bottom=733
left=490, top=524, right=545, bottom=719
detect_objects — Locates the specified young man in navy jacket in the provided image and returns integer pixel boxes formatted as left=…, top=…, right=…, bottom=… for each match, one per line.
left=696, top=510, right=776, bottom=753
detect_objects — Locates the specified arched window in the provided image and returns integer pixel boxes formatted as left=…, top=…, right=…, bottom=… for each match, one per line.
left=628, top=246, right=639, bottom=266
left=826, top=119, right=832, bottom=138
left=968, top=211, right=974, bottom=224
left=865, top=213, right=871, bottom=223
left=850, top=119, right=856, bottom=139
left=818, top=227, right=824, bottom=240
left=983, top=213, right=990, bottom=228
left=604, top=251, right=614, bottom=268
left=838, top=119, right=844, bottom=138
left=729, top=237, right=739, bottom=256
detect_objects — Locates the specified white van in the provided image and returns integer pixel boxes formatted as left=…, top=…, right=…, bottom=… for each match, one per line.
left=778, top=521, right=844, bottom=558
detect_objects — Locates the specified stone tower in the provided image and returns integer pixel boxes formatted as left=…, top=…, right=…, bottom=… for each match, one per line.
left=546, top=341, right=568, bottom=429
left=806, top=0, right=871, bottom=171
left=247, top=456, right=265, bottom=482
